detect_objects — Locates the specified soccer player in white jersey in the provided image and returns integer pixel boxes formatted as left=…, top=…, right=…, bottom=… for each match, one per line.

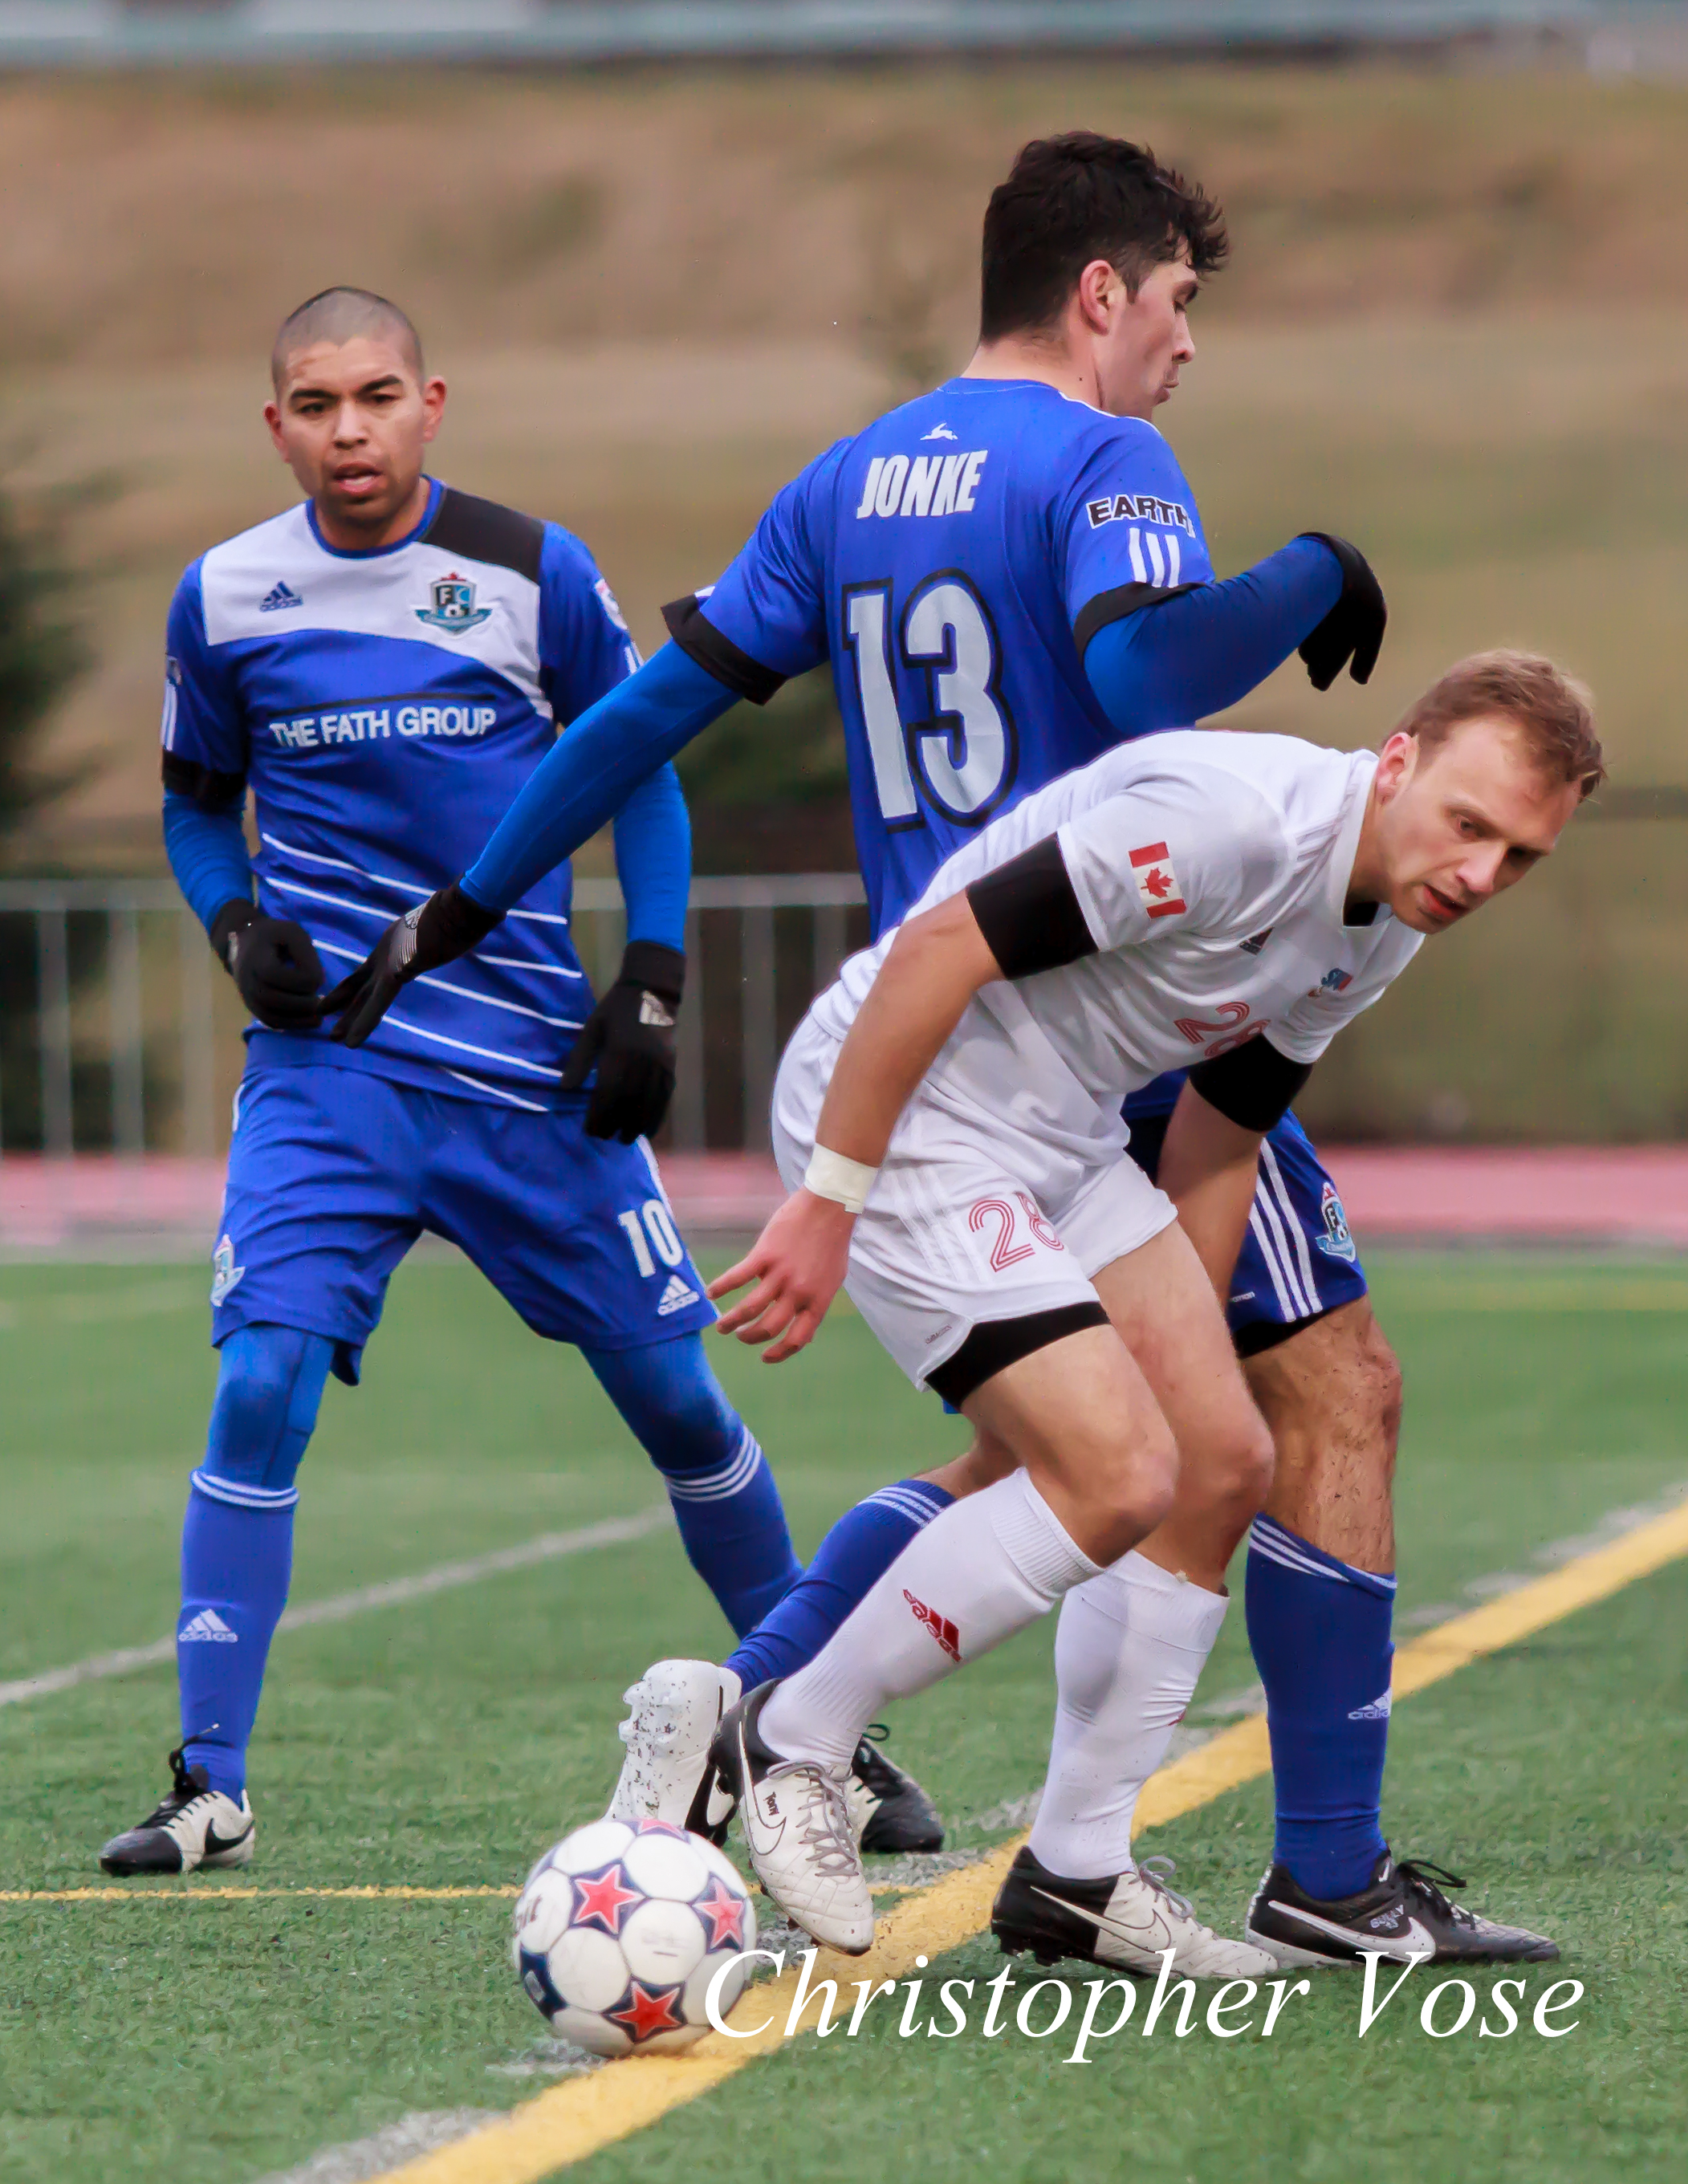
left=698, top=654, right=1600, bottom=1965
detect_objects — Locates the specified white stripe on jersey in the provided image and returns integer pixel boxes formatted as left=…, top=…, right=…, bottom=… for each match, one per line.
left=311, top=938, right=584, bottom=1032
left=199, top=504, right=549, bottom=717
left=1259, top=1137, right=1325, bottom=1316
left=261, top=828, right=578, bottom=946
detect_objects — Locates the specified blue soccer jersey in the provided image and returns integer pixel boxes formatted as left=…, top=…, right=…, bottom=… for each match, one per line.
left=162, top=479, right=638, bottom=1105
left=685, top=377, right=1214, bottom=936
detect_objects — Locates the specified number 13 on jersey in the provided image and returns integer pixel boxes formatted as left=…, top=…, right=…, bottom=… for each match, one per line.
left=842, top=572, right=1019, bottom=829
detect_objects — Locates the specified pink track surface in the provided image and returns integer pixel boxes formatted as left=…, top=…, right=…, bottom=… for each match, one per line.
left=4, top=1148, right=1688, bottom=1251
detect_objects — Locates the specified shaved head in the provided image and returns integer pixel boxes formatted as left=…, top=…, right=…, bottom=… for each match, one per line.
left=271, top=287, right=422, bottom=389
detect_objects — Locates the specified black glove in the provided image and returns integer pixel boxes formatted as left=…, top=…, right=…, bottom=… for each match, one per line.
left=209, top=901, right=325, bottom=1031
left=559, top=941, right=685, bottom=1144
left=322, top=881, right=505, bottom=1048
left=1296, top=534, right=1386, bottom=691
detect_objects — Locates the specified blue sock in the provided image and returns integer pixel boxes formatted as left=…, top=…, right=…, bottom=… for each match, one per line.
left=1245, top=1511, right=1396, bottom=1901
left=724, top=1478, right=955, bottom=1690
left=585, top=1336, right=800, bottom=1639
left=178, top=1324, right=332, bottom=1800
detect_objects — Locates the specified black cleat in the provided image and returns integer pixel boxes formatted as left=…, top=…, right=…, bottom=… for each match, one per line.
left=991, top=1844, right=1277, bottom=1977
left=845, top=1725, right=945, bottom=1854
left=1246, top=1851, right=1560, bottom=1967
left=99, top=1747, right=256, bottom=1877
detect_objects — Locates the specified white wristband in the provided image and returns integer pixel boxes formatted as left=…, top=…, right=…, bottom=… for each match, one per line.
left=803, top=1145, right=879, bottom=1214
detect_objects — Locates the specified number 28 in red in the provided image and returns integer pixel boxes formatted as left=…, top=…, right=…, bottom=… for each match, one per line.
left=969, top=1191, right=1064, bottom=1272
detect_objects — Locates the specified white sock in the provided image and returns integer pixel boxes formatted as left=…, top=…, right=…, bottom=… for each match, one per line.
left=760, top=1471, right=1099, bottom=1769
left=1027, top=1551, right=1228, bottom=1881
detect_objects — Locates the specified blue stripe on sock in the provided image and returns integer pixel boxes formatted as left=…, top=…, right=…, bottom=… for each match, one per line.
left=724, top=1478, right=955, bottom=1691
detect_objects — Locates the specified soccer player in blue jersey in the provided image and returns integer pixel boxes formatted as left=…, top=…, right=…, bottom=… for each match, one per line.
left=97, top=288, right=822, bottom=1876
left=328, top=139, right=1549, bottom=1960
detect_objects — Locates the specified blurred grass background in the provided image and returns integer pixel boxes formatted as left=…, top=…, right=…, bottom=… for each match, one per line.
left=2, top=58, right=1684, bottom=1138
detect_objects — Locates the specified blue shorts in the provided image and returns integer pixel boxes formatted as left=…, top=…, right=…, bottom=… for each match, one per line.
left=1124, top=1106, right=1368, bottom=1354
left=209, top=1059, right=715, bottom=1382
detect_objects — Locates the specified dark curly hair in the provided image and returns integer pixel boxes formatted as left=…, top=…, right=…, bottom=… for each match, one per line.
left=979, top=132, right=1229, bottom=342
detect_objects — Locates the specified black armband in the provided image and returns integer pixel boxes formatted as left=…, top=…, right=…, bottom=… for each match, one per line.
left=162, top=750, right=247, bottom=812
left=1186, top=1036, right=1312, bottom=1134
left=1072, top=580, right=1198, bottom=657
left=966, top=836, right=1098, bottom=981
left=661, top=595, right=787, bottom=706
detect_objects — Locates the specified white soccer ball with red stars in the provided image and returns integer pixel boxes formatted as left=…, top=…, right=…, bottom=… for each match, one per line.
left=512, top=1818, right=757, bottom=2056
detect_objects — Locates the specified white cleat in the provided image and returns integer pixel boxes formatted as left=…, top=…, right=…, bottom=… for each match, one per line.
left=99, top=1748, right=256, bottom=1877
left=992, top=1846, right=1278, bottom=1978
left=709, top=1683, right=875, bottom=1956
left=606, top=1658, right=742, bottom=1841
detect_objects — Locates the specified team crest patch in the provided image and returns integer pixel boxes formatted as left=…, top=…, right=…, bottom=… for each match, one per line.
left=415, top=572, right=491, bottom=632
left=210, top=1233, right=245, bottom=1306
left=1316, top=1180, right=1357, bottom=1264
left=1310, top=966, right=1353, bottom=998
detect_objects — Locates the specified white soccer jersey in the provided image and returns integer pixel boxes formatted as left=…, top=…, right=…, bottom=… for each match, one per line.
left=809, top=730, right=1422, bottom=1161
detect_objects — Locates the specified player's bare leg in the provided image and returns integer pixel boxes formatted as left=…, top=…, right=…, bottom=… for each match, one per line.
left=1245, top=1297, right=1399, bottom=1572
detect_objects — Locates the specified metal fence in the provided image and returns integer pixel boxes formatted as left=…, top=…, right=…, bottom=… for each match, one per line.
left=0, top=875, right=867, bottom=1159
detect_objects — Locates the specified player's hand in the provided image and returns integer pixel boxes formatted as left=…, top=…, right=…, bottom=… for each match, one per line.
left=1295, top=534, right=1386, bottom=690
left=707, top=1190, right=855, bottom=1363
left=322, top=881, right=505, bottom=1048
left=559, top=942, right=685, bottom=1145
left=210, top=902, right=325, bottom=1031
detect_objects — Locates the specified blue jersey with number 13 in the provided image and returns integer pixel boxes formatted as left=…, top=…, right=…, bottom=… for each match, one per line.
left=695, top=376, right=1214, bottom=937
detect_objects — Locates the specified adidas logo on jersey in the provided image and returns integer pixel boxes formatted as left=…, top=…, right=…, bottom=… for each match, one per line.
left=856, top=449, right=987, bottom=521
left=657, top=1274, right=698, bottom=1316
left=259, top=581, right=303, bottom=612
left=180, top=1609, right=238, bottom=1645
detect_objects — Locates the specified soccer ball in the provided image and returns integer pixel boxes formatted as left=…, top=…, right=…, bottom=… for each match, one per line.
left=513, top=1817, right=757, bottom=2056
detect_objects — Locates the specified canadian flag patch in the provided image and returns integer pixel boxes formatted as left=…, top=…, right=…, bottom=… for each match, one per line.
left=1129, top=840, right=1186, bottom=919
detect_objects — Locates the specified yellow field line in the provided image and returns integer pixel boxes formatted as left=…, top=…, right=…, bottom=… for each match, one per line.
left=362, top=1495, right=1688, bottom=2184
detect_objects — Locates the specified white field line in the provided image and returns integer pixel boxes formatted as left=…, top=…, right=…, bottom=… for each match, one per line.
left=254, top=2111, right=505, bottom=2184
left=0, top=1508, right=673, bottom=1710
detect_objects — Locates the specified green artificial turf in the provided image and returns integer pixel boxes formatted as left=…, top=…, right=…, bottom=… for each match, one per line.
left=0, top=1251, right=1684, bottom=2182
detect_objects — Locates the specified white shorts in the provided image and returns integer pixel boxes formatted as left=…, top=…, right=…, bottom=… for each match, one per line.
left=772, top=1014, right=1177, bottom=1397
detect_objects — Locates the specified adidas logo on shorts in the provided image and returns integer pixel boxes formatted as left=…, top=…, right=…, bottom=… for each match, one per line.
left=180, top=1609, right=238, bottom=1645
left=657, top=1273, right=698, bottom=1316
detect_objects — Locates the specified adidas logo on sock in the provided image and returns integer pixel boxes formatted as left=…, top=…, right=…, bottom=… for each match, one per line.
left=657, top=1273, right=698, bottom=1316
left=180, top=1609, right=238, bottom=1645
left=1347, top=1688, right=1393, bottom=1721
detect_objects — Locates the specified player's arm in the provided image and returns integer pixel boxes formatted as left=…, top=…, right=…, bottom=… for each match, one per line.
left=1155, top=1046, right=1313, bottom=1300
left=524, top=533, right=698, bottom=1144
left=710, top=888, right=1010, bottom=1362
left=159, top=570, right=324, bottom=1031
left=1064, top=433, right=1385, bottom=733
left=325, top=459, right=837, bottom=1048
left=712, top=829, right=1115, bottom=1362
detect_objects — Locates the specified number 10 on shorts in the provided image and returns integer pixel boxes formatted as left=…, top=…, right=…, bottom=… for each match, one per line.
left=616, top=1199, right=685, bottom=1279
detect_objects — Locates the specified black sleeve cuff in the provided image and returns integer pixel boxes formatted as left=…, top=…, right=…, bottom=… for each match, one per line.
left=620, top=939, right=685, bottom=1004
left=966, top=836, right=1098, bottom=981
left=208, top=898, right=257, bottom=967
left=661, top=596, right=787, bottom=707
left=163, top=750, right=248, bottom=811
left=1187, top=1036, right=1312, bottom=1133
left=1072, top=580, right=1198, bottom=657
